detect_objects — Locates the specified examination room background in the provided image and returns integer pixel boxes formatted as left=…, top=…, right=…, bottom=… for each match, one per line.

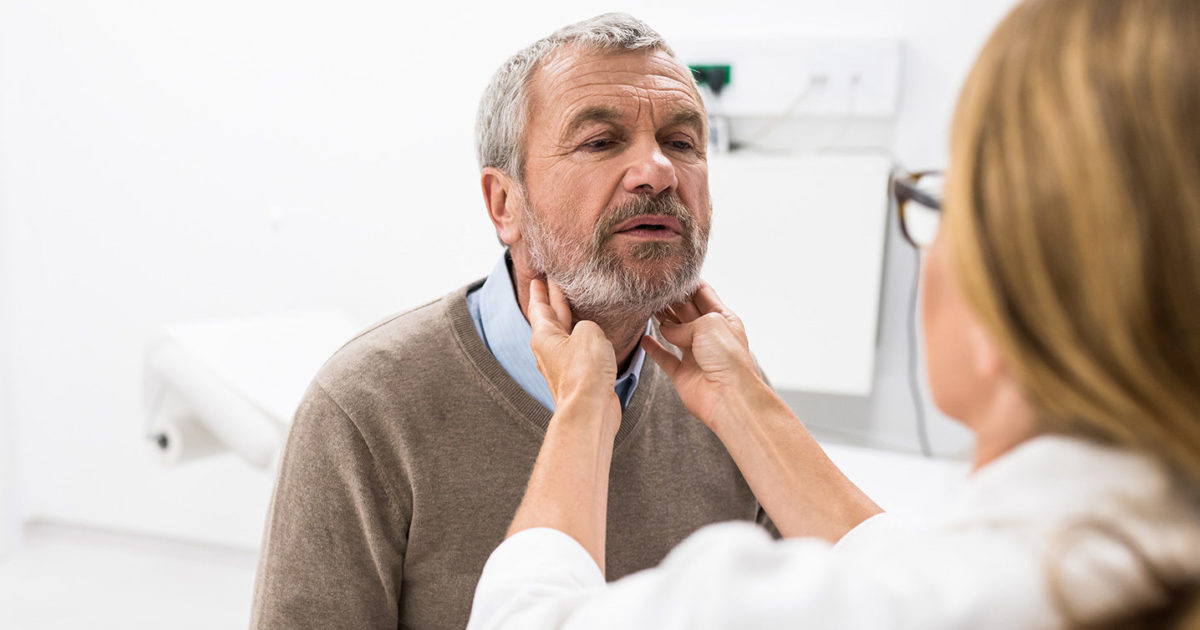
left=0, top=0, right=1017, bottom=622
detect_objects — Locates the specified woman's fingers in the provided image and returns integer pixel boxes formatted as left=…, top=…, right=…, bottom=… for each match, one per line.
left=546, top=278, right=573, bottom=330
left=661, top=280, right=729, bottom=324
left=670, top=297, right=702, bottom=323
left=692, top=282, right=747, bottom=344
left=656, top=307, right=682, bottom=325
left=528, top=279, right=567, bottom=338
left=529, top=277, right=548, bottom=307
left=640, top=336, right=681, bottom=378
left=693, top=281, right=730, bottom=317
left=528, top=279, right=617, bottom=404
left=658, top=320, right=695, bottom=349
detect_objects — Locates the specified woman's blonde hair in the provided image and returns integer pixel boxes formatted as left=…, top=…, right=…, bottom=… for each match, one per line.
left=946, top=0, right=1200, bottom=484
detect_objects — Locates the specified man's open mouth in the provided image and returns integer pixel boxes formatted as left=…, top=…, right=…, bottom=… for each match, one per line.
left=613, top=215, right=684, bottom=236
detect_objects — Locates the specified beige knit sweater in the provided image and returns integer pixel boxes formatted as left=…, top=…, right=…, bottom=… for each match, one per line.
left=250, top=281, right=772, bottom=630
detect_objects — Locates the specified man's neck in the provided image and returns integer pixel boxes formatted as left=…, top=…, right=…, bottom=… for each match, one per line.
left=509, top=258, right=648, bottom=374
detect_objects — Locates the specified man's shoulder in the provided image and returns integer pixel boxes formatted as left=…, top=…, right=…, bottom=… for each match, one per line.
left=312, top=283, right=480, bottom=398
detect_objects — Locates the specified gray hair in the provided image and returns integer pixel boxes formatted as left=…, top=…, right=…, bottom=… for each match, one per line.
left=475, top=13, right=685, bottom=181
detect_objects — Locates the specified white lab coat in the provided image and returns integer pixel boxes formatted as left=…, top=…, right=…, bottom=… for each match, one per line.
left=467, top=436, right=1200, bottom=630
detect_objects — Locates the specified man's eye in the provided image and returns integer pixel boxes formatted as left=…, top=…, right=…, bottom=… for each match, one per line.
left=580, top=138, right=615, bottom=151
left=667, top=140, right=696, bottom=151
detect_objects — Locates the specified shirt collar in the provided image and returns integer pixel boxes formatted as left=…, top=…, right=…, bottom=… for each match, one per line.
left=471, top=254, right=648, bottom=412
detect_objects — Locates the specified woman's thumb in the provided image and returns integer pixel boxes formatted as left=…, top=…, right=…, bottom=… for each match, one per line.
left=658, top=321, right=694, bottom=348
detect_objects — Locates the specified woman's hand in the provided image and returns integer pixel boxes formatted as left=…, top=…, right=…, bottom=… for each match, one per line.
left=508, top=278, right=623, bottom=572
left=643, top=281, right=882, bottom=540
left=528, top=278, right=620, bottom=418
left=641, top=282, right=770, bottom=430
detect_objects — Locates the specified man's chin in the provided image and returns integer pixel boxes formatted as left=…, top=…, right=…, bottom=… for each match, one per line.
left=553, top=264, right=698, bottom=317
left=617, top=262, right=702, bottom=307
left=610, top=258, right=684, bottom=285
left=619, top=239, right=686, bottom=262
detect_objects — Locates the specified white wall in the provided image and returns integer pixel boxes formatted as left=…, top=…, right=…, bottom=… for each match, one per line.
left=0, top=0, right=1018, bottom=547
left=0, top=142, right=16, bottom=557
left=0, top=1, right=19, bottom=553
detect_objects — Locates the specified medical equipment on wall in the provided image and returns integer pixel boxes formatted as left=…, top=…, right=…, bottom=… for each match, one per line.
left=143, top=310, right=361, bottom=469
left=691, top=64, right=733, bottom=154
left=677, top=38, right=901, bottom=154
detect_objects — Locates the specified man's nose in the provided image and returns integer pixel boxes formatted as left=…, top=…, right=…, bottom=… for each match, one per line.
left=621, top=139, right=678, bottom=196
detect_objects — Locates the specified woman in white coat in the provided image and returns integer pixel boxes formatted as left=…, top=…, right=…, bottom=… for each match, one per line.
left=467, top=0, right=1200, bottom=627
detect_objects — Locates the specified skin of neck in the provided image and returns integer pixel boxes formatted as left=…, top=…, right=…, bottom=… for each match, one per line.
left=964, top=377, right=1042, bottom=470
left=508, top=250, right=649, bottom=374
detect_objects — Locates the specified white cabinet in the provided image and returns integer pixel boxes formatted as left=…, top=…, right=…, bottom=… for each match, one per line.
left=704, top=153, right=892, bottom=395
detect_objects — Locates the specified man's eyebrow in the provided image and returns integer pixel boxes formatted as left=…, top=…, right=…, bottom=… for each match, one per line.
left=665, top=108, right=705, bottom=133
left=562, top=105, right=624, bottom=140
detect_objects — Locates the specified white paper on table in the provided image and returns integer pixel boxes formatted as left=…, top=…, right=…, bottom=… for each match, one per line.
left=144, top=310, right=363, bottom=468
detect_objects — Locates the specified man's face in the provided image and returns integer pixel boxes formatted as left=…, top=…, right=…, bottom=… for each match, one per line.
left=516, top=46, right=712, bottom=317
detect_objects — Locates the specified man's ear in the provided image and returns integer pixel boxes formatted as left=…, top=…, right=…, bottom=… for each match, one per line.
left=481, top=167, right=522, bottom=246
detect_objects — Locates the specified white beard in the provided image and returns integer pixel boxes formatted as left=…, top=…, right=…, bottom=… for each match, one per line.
left=521, top=193, right=709, bottom=320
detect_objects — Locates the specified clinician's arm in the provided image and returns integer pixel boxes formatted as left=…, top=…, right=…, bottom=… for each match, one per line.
left=503, top=278, right=622, bottom=573
left=642, top=283, right=881, bottom=541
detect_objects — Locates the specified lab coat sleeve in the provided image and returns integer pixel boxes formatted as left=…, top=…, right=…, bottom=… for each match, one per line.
left=834, top=511, right=901, bottom=550
left=466, top=528, right=607, bottom=630
left=468, top=515, right=1052, bottom=630
left=469, top=519, right=918, bottom=630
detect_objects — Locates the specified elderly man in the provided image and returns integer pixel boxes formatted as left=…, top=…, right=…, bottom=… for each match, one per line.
left=251, top=13, right=772, bottom=630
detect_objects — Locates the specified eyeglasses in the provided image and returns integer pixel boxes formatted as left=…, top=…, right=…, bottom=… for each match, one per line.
left=890, top=169, right=944, bottom=249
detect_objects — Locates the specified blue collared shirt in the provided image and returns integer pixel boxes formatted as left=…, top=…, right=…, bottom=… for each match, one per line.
left=466, top=255, right=647, bottom=412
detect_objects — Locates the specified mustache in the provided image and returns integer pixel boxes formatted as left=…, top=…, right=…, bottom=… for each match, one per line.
left=594, top=194, right=694, bottom=244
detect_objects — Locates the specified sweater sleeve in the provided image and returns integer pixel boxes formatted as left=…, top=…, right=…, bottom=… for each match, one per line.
left=251, top=382, right=410, bottom=630
left=755, top=503, right=782, bottom=539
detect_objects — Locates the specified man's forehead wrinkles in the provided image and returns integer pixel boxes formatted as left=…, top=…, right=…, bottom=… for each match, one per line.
left=530, top=75, right=695, bottom=125
left=553, top=81, right=700, bottom=107
left=559, top=88, right=700, bottom=114
left=555, top=92, right=698, bottom=114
